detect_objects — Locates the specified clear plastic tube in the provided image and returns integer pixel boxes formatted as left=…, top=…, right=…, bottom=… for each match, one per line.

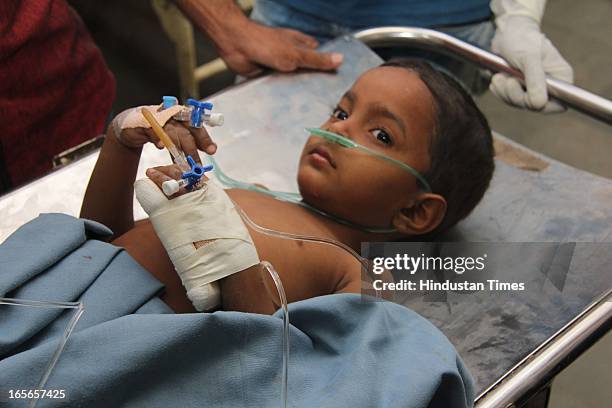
left=232, top=202, right=377, bottom=408
left=260, top=262, right=290, bottom=408
left=305, top=128, right=432, bottom=192
left=0, top=298, right=84, bottom=408
left=208, top=154, right=396, bottom=234
left=233, top=204, right=367, bottom=268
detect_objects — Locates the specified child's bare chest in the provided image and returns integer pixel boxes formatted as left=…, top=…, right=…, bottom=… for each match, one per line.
left=227, top=189, right=352, bottom=302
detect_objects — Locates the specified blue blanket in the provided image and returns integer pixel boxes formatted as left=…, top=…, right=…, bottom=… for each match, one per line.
left=0, top=214, right=474, bottom=407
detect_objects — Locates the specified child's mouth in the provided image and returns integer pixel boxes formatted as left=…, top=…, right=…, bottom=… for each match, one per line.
left=309, top=145, right=336, bottom=168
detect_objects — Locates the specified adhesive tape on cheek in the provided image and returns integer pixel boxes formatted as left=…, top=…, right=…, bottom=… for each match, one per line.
left=134, top=178, right=260, bottom=311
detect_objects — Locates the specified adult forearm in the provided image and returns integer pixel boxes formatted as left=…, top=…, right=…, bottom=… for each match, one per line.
left=173, top=0, right=248, bottom=50
left=80, top=127, right=142, bottom=237
left=172, top=0, right=343, bottom=75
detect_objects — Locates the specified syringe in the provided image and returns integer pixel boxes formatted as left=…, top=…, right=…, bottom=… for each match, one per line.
left=141, top=108, right=191, bottom=172
left=141, top=108, right=214, bottom=196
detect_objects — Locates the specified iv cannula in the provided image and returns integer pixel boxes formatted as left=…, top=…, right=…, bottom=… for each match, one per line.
left=141, top=108, right=190, bottom=172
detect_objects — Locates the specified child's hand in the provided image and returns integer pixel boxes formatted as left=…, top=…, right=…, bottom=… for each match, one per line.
left=110, top=107, right=217, bottom=163
left=145, top=164, right=209, bottom=199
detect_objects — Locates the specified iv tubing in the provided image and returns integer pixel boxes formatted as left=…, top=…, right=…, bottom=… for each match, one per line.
left=233, top=204, right=368, bottom=268
left=260, top=262, right=290, bottom=408
left=232, top=202, right=373, bottom=408
left=0, top=298, right=85, bottom=408
left=209, top=154, right=396, bottom=234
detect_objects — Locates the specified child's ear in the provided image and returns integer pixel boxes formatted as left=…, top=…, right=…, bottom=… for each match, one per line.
left=392, top=193, right=447, bottom=236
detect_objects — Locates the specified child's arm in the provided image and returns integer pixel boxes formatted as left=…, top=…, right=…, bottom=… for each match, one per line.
left=80, top=125, right=143, bottom=237
left=81, top=109, right=216, bottom=238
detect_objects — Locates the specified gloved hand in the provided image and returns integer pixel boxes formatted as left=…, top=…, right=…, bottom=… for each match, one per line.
left=490, top=1, right=574, bottom=112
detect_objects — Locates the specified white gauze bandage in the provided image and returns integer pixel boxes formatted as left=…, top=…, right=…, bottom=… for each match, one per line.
left=134, top=178, right=260, bottom=311
left=112, top=105, right=183, bottom=140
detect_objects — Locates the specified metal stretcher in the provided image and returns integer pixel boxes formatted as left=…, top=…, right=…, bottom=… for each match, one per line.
left=0, top=30, right=610, bottom=408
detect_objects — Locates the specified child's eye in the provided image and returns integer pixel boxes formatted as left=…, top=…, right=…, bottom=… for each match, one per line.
left=332, top=107, right=349, bottom=121
left=372, top=129, right=392, bottom=145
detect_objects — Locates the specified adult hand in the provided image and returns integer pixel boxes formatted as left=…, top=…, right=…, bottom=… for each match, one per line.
left=174, top=0, right=343, bottom=76
left=217, top=20, right=344, bottom=76
left=490, top=14, right=573, bottom=112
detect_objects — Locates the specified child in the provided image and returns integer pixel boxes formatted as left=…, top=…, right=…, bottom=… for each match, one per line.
left=81, top=60, right=494, bottom=314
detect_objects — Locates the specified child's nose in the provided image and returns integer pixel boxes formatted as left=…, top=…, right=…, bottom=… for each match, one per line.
left=326, top=121, right=354, bottom=143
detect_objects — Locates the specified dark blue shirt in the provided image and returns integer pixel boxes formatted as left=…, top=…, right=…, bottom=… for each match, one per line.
left=270, top=0, right=492, bottom=28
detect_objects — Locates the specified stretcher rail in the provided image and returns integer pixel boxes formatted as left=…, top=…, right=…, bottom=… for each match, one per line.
left=474, top=290, right=612, bottom=407
left=353, top=27, right=612, bottom=125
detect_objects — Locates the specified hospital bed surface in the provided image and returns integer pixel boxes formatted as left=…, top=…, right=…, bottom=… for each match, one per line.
left=0, top=37, right=610, bottom=401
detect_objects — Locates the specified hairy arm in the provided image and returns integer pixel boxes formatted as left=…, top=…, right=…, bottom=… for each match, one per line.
left=173, top=0, right=342, bottom=75
left=173, top=0, right=245, bottom=48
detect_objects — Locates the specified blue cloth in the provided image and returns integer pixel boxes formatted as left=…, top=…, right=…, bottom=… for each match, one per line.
left=255, top=0, right=492, bottom=35
left=0, top=214, right=170, bottom=359
left=0, top=214, right=474, bottom=407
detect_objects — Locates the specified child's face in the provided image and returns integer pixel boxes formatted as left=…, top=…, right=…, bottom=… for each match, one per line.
left=298, top=66, right=435, bottom=229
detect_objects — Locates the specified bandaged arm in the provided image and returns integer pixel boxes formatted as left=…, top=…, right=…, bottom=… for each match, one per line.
left=135, top=178, right=260, bottom=311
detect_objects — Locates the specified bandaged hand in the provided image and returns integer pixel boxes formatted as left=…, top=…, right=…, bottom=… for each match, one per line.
left=135, top=165, right=260, bottom=311
left=144, top=164, right=207, bottom=199
left=490, top=0, right=574, bottom=112
left=110, top=106, right=217, bottom=161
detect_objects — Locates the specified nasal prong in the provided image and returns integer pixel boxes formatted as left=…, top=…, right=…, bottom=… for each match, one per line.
left=305, top=127, right=356, bottom=148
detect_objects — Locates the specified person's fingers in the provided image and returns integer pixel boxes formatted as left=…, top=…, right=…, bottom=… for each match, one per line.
left=145, top=167, right=175, bottom=191
left=173, top=126, right=201, bottom=164
left=142, top=128, right=164, bottom=149
left=519, top=49, right=548, bottom=110
left=146, top=165, right=184, bottom=192
left=146, top=166, right=189, bottom=198
left=294, top=49, right=343, bottom=71
left=542, top=38, right=574, bottom=83
left=243, top=68, right=265, bottom=77
left=540, top=100, right=566, bottom=114
left=163, top=121, right=198, bottom=161
left=188, top=125, right=217, bottom=156
left=224, top=54, right=264, bottom=77
left=285, top=29, right=319, bottom=49
left=121, top=128, right=158, bottom=149
left=491, top=73, right=537, bottom=110
left=150, top=165, right=183, bottom=180
left=522, top=69, right=547, bottom=110
left=118, top=129, right=140, bottom=148
left=489, top=74, right=516, bottom=107
left=505, top=76, right=531, bottom=108
left=171, top=121, right=217, bottom=162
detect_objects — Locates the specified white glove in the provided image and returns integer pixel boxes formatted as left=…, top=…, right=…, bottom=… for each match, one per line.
left=490, top=0, right=574, bottom=112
